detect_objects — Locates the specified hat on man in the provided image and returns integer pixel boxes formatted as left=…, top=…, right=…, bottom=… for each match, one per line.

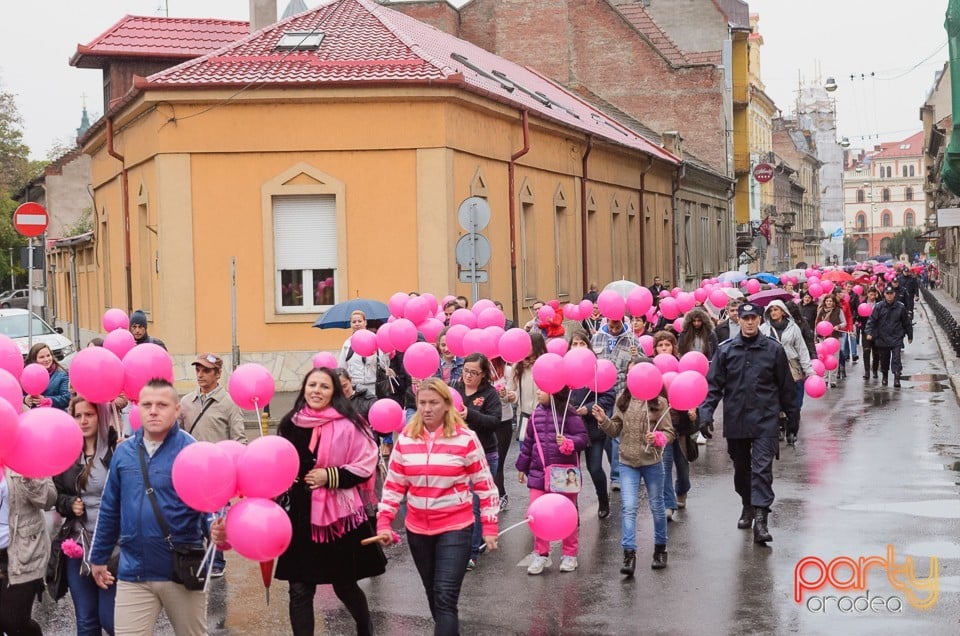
left=192, top=353, right=223, bottom=370
left=130, top=310, right=148, bottom=328
left=738, top=303, right=762, bottom=319
left=883, top=287, right=897, bottom=295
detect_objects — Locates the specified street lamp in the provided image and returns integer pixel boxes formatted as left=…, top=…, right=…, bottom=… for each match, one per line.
left=825, top=77, right=838, bottom=92
left=840, top=136, right=851, bottom=148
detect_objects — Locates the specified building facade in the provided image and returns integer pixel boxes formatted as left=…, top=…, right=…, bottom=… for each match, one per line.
left=773, top=118, right=823, bottom=266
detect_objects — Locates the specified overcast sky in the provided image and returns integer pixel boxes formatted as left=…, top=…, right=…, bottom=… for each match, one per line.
left=0, top=0, right=950, bottom=159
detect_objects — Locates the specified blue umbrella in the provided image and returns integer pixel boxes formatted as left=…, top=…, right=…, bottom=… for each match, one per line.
left=750, top=272, right=780, bottom=285
left=313, top=298, right=390, bottom=329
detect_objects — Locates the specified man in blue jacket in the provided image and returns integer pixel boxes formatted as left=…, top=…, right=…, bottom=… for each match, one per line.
left=865, top=286, right=913, bottom=387
left=90, top=378, right=210, bottom=635
left=697, top=303, right=798, bottom=544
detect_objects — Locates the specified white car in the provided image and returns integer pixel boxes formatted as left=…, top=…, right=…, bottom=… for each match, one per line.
left=0, top=309, right=75, bottom=360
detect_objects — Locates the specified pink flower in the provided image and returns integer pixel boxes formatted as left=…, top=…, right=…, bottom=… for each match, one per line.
left=652, top=431, right=668, bottom=449
left=62, top=538, right=84, bottom=559
left=472, top=397, right=485, bottom=407
left=558, top=437, right=575, bottom=455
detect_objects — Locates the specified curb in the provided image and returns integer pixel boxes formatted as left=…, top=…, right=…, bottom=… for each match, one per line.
left=918, top=296, right=960, bottom=403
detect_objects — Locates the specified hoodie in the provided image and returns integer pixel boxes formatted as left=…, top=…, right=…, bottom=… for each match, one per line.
left=759, top=300, right=813, bottom=378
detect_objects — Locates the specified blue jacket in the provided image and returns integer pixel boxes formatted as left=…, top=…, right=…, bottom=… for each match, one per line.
left=90, top=425, right=203, bottom=582
left=44, top=368, right=71, bottom=410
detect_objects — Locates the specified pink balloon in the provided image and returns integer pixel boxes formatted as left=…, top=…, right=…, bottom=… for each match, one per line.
left=4, top=407, right=83, bottom=478
left=659, top=297, right=680, bottom=320
left=821, top=280, right=835, bottom=294
left=546, top=338, right=569, bottom=356
left=672, top=317, right=684, bottom=333
left=129, top=406, right=141, bottom=431
left=537, top=305, right=556, bottom=323
left=563, top=303, right=581, bottom=321
left=472, top=299, right=496, bottom=316
left=652, top=353, right=679, bottom=374
left=0, top=398, right=17, bottom=461
left=693, top=288, right=708, bottom=303
left=313, top=351, right=338, bottom=369
left=369, top=398, right=405, bottom=434
left=857, top=303, right=873, bottom=318
left=823, top=354, right=839, bottom=371
left=421, top=293, right=439, bottom=316
left=419, top=318, right=445, bottom=344
left=667, top=371, right=708, bottom=410
left=815, top=321, right=834, bottom=338
left=809, top=283, right=824, bottom=298
left=20, top=363, right=48, bottom=396
left=388, top=292, right=409, bottom=318
left=821, top=337, right=840, bottom=355
left=70, top=348, right=124, bottom=404
left=676, top=292, right=696, bottom=314
left=808, top=275, right=821, bottom=285
left=589, top=359, right=617, bottom=393
left=403, top=296, right=431, bottom=325
left=815, top=342, right=824, bottom=357
left=477, top=308, right=506, bottom=330
left=122, top=343, right=173, bottom=402
left=578, top=300, right=594, bottom=318
left=527, top=492, right=579, bottom=541
left=661, top=371, right=678, bottom=390
left=639, top=334, right=654, bottom=357
left=462, top=329, right=487, bottom=356
left=375, top=324, right=396, bottom=354
left=389, top=318, right=418, bottom=353
left=237, top=435, right=298, bottom=498
left=481, top=326, right=504, bottom=359
left=404, top=342, right=441, bottom=379
left=853, top=285, right=863, bottom=296
left=597, top=290, right=626, bottom=321
left=745, top=279, right=761, bottom=294
left=499, top=328, right=532, bottom=364
left=103, top=329, right=136, bottom=360
left=0, top=335, right=24, bottom=379
left=228, top=363, right=276, bottom=410
left=450, top=390, right=464, bottom=412
left=102, top=308, right=130, bottom=332
left=532, top=353, right=566, bottom=393
left=350, top=330, right=378, bottom=357
left=627, top=362, right=662, bottom=400
left=708, top=289, right=728, bottom=309
left=0, top=369, right=20, bottom=410
left=805, top=375, right=827, bottom=398
left=626, top=286, right=654, bottom=318
left=172, top=442, right=237, bottom=512
left=449, top=308, right=477, bottom=329
left=444, top=324, right=470, bottom=357
left=562, top=347, right=597, bottom=389
left=216, top=439, right=245, bottom=473
left=811, top=359, right=825, bottom=376
left=678, top=351, right=709, bottom=376
left=226, top=498, right=292, bottom=562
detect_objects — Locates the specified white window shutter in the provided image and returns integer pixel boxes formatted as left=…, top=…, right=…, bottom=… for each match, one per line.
left=273, top=196, right=337, bottom=270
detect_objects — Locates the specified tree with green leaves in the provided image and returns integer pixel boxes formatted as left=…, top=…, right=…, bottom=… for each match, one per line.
left=888, top=228, right=924, bottom=260
left=0, top=79, right=34, bottom=290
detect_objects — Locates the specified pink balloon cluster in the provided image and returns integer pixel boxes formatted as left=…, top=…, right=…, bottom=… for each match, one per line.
left=627, top=357, right=709, bottom=410
left=2, top=407, right=83, bottom=478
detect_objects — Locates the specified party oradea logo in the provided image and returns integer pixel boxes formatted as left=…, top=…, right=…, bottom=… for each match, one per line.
left=794, top=545, right=938, bottom=613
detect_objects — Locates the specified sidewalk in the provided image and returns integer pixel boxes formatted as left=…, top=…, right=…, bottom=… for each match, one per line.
left=240, top=391, right=297, bottom=436
left=919, top=288, right=960, bottom=401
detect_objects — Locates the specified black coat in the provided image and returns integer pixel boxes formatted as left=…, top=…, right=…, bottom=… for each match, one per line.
left=569, top=386, right=616, bottom=442
left=453, top=382, right=502, bottom=453
left=53, top=428, right=118, bottom=519
left=865, top=299, right=913, bottom=349
left=699, top=333, right=798, bottom=439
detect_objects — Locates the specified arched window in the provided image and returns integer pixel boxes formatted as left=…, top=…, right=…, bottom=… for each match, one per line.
left=881, top=211, right=892, bottom=227
left=856, top=189, right=865, bottom=203
left=855, top=238, right=869, bottom=256
left=902, top=165, right=909, bottom=178
left=909, top=165, right=915, bottom=177
left=882, top=188, right=890, bottom=202
left=905, top=210, right=915, bottom=227
left=887, top=166, right=893, bottom=178
left=856, top=213, right=866, bottom=230
left=905, top=187, right=913, bottom=200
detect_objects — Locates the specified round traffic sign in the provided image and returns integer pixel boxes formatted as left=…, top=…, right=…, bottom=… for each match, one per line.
left=13, top=202, right=48, bottom=237
left=753, top=163, right=775, bottom=184
left=457, top=197, right=491, bottom=232
left=455, top=233, right=492, bottom=269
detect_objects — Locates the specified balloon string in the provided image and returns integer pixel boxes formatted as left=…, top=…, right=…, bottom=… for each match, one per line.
left=201, top=506, right=227, bottom=593
left=254, top=399, right=264, bottom=437
left=498, top=516, right=532, bottom=537
left=560, top=392, right=572, bottom=437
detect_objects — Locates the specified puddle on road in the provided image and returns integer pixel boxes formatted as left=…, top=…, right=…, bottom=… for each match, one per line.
left=904, top=373, right=950, bottom=382
left=903, top=541, right=960, bottom=560
left=839, top=499, right=960, bottom=519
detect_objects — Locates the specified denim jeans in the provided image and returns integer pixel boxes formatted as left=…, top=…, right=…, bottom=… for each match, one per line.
left=470, top=451, right=498, bottom=560
left=661, top=440, right=689, bottom=511
left=583, top=441, right=607, bottom=498
left=604, top=436, right=620, bottom=484
left=66, top=557, right=117, bottom=635
left=842, top=332, right=858, bottom=359
left=618, top=463, right=667, bottom=550
left=407, top=527, right=473, bottom=636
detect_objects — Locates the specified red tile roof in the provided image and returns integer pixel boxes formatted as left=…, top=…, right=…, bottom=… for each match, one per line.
left=71, top=15, right=249, bottom=68
left=137, top=0, right=678, bottom=163
left=612, top=2, right=688, bottom=66
left=873, top=131, right=925, bottom=159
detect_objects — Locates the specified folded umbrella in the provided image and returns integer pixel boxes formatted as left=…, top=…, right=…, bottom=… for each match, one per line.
left=313, top=298, right=390, bottom=329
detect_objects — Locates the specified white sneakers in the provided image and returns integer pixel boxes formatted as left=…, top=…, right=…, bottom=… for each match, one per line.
left=527, top=554, right=552, bottom=575
left=559, top=556, right=578, bottom=572
left=696, top=432, right=707, bottom=445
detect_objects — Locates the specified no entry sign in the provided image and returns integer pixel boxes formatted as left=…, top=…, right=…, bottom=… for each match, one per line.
left=13, top=202, right=48, bottom=237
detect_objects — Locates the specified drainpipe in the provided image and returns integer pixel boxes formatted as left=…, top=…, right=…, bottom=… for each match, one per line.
left=672, top=163, right=686, bottom=287
left=508, top=110, right=530, bottom=326
left=580, top=136, right=593, bottom=294
left=637, top=155, right=653, bottom=282
left=106, top=117, right=133, bottom=314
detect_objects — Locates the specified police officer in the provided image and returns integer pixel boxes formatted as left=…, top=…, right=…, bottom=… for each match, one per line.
left=697, top=303, right=798, bottom=544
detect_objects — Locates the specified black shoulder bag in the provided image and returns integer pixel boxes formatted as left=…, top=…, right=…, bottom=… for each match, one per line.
left=137, top=444, right=207, bottom=590
left=187, top=398, right=216, bottom=436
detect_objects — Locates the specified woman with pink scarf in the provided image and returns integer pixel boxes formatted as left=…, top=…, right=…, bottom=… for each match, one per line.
left=275, top=367, right=386, bottom=636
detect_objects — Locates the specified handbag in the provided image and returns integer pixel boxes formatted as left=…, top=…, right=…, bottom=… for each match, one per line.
left=684, top=434, right=700, bottom=463
left=138, top=445, right=207, bottom=591
left=531, top=417, right=581, bottom=494
left=375, top=363, right=394, bottom=399
left=45, top=522, right=72, bottom=601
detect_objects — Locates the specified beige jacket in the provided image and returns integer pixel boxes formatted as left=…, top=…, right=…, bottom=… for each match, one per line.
left=3, top=469, right=57, bottom=585
left=180, top=386, right=248, bottom=444
left=599, top=396, right=675, bottom=468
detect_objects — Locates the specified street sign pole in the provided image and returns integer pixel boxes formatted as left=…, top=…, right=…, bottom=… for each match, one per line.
left=12, top=202, right=49, bottom=352
left=471, top=233, right=479, bottom=305
left=27, top=237, right=33, bottom=350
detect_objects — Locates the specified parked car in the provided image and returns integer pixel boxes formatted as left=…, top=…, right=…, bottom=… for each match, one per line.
left=0, top=289, right=30, bottom=309
left=0, top=309, right=74, bottom=360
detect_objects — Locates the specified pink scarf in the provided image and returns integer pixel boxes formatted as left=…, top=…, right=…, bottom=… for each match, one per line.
left=293, top=406, right=378, bottom=543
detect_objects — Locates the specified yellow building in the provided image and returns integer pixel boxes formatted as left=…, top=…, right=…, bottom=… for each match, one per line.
left=64, top=0, right=679, bottom=389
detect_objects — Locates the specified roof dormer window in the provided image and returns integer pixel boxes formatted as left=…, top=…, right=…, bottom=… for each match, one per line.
left=276, top=31, right=324, bottom=51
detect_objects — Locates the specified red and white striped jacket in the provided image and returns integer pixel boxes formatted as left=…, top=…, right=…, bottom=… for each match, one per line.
left=378, top=424, right=499, bottom=537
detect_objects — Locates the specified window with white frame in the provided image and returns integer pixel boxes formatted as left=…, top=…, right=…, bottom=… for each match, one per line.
left=273, top=195, right=337, bottom=312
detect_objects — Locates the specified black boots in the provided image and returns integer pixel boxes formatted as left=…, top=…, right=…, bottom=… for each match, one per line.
left=620, top=550, right=636, bottom=576
left=881, top=373, right=889, bottom=386
left=894, top=374, right=902, bottom=388
left=651, top=544, right=668, bottom=569
left=737, top=505, right=754, bottom=529
left=598, top=494, right=610, bottom=519
left=786, top=432, right=797, bottom=447
left=753, top=507, right=772, bottom=544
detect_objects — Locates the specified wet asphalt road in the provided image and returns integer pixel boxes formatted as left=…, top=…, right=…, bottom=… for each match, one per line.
left=35, top=299, right=960, bottom=635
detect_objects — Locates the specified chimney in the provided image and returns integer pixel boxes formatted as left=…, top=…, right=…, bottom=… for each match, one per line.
left=661, top=131, right=683, bottom=160
left=250, top=0, right=278, bottom=33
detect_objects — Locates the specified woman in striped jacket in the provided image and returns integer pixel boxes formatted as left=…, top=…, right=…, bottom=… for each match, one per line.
left=374, top=377, right=499, bottom=636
